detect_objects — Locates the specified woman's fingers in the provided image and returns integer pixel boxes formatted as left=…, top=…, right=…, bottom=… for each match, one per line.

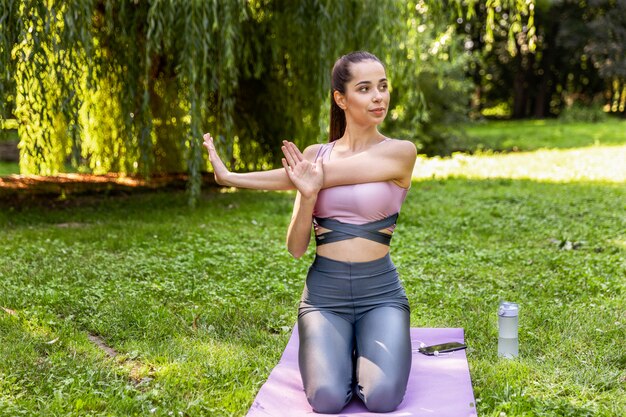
left=203, top=133, right=218, bottom=157
left=281, top=143, right=298, bottom=167
left=202, top=133, right=231, bottom=186
left=282, top=141, right=304, bottom=163
left=287, top=141, right=304, bottom=161
left=203, top=133, right=224, bottom=167
left=281, top=141, right=307, bottom=170
left=203, top=134, right=224, bottom=167
left=203, top=133, right=212, bottom=147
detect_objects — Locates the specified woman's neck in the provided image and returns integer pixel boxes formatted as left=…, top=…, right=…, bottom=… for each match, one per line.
left=339, top=125, right=384, bottom=152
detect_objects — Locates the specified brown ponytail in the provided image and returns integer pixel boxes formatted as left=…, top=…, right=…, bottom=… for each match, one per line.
left=328, top=51, right=384, bottom=142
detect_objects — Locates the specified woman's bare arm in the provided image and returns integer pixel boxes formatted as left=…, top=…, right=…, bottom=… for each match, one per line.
left=204, top=133, right=296, bottom=190
left=286, top=192, right=316, bottom=258
left=282, top=139, right=417, bottom=189
left=204, top=133, right=416, bottom=190
left=282, top=146, right=324, bottom=258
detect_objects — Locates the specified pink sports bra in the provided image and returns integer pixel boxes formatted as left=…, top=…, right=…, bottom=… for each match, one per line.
left=312, top=140, right=409, bottom=245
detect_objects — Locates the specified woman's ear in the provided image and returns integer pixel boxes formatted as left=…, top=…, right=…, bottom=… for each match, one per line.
left=333, top=90, right=347, bottom=110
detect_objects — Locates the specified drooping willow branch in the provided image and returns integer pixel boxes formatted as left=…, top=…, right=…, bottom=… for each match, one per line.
left=4, top=0, right=537, bottom=204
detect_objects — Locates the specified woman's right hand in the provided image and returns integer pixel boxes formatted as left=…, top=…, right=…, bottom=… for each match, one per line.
left=203, top=133, right=231, bottom=186
left=281, top=141, right=323, bottom=200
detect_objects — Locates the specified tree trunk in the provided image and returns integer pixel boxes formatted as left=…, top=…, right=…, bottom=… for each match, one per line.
left=535, top=29, right=559, bottom=117
left=512, top=76, right=526, bottom=118
left=0, top=139, right=19, bottom=162
left=512, top=54, right=528, bottom=119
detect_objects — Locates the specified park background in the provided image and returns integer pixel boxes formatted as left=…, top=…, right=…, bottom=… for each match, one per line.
left=0, top=1, right=625, bottom=416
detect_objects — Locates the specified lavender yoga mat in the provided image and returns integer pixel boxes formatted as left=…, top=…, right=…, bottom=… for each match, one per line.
left=247, top=327, right=477, bottom=417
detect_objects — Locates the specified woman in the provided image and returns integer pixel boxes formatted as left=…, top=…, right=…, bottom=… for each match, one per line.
left=204, top=51, right=417, bottom=413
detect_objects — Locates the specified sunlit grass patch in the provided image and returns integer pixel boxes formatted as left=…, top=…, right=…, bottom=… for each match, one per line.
left=414, top=144, right=626, bottom=183
left=610, top=237, right=626, bottom=250
left=460, top=118, right=626, bottom=152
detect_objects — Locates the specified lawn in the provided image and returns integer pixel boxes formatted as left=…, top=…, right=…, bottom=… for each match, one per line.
left=0, top=162, right=19, bottom=176
left=0, top=123, right=19, bottom=176
left=1, top=120, right=625, bottom=416
left=458, top=117, right=626, bottom=152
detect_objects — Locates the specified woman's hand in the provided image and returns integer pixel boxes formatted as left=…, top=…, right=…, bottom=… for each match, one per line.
left=203, top=133, right=231, bottom=186
left=281, top=141, right=323, bottom=199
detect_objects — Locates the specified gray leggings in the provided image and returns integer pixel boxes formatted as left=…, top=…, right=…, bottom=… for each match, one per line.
left=298, top=254, right=411, bottom=413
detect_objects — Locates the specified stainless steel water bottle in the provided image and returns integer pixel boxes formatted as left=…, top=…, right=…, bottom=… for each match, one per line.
left=498, top=301, right=519, bottom=358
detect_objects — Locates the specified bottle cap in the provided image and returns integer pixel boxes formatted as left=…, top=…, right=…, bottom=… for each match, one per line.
left=498, top=301, right=519, bottom=317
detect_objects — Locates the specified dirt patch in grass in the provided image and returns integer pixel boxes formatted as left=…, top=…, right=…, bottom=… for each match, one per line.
left=87, top=333, right=156, bottom=386
left=0, top=172, right=219, bottom=207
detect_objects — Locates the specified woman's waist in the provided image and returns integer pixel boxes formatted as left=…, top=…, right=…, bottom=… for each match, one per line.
left=315, top=237, right=391, bottom=263
left=311, top=249, right=395, bottom=275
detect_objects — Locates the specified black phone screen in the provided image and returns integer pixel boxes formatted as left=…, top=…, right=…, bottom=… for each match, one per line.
left=418, top=341, right=467, bottom=355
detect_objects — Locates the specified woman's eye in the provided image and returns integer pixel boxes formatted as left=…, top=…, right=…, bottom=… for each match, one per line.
left=379, top=84, right=388, bottom=91
left=359, top=86, right=369, bottom=92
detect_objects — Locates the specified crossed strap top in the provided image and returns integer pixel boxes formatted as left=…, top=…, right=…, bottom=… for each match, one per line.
left=312, top=140, right=409, bottom=246
left=314, top=213, right=399, bottom=246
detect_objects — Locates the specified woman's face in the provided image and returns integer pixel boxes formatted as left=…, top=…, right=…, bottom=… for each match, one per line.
left=336, top=60, right=390, bottom=127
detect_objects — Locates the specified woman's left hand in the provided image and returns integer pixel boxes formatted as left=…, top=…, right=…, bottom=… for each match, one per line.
left=203, top=133, right=233, bottom=186
left=281, top=141, right=323, bottom=199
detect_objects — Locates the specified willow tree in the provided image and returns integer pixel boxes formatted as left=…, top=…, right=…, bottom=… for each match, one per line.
left=1, top=0, right=534, bottom=203
left=2, top=0, right=407, bottom=203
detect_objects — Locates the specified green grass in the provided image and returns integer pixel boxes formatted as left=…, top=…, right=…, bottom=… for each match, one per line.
left=1, top=120, right=625, bottom=416
left=0, top=126, right=18, bottom=143
left=416, top=118, right=626, bottom=184
left=458, top=118, right=626, bottom=152
left=0, top=162, right=19, bottom=176
left=0, top=122, right=19, bottom=175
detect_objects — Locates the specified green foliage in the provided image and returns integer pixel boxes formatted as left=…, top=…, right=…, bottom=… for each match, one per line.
left=2, top=0, right=541, bottom=202
left=4, top=0, right=623, bottom=194
left=559, top=102, right=610, bottom=123
left=462, top=0, right=626, bottom=118
left=0, top=0, right=20, bottom=119
left=7, top=0, right=414, bottom=200
left=0, top=119, right=18, bottom=143
left=383, top=1, right=474, bottom=155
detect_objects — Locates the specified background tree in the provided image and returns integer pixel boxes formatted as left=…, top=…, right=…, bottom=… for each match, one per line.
left=4, top=0, right=474, bottom=203
left=461, top=0, right=626, bottom=118
left=12, top=1, right=625, bottom=203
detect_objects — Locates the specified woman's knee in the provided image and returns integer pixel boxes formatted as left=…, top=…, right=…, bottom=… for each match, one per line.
left=361, top=380, right=405, bottom=413
left=306, top=383, right=352, bottom=414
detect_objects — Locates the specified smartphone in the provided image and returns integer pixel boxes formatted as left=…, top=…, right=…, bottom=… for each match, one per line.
left=418, top=341, right=467, bottom=356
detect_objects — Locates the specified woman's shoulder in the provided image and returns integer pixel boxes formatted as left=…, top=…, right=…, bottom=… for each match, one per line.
left=303, top=143, right=327, bottom=161
left=383, top=137, right=416, bottom=149
left=380, top=138, right=417, bottom=158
